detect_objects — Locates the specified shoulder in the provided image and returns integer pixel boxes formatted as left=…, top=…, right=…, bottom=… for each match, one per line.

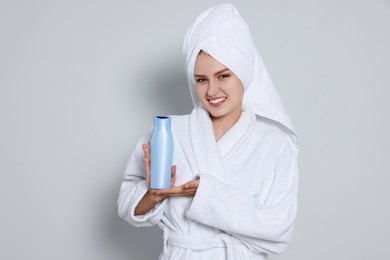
left=254, top=115, right=290, bottom=140
left=253, top=115, right=298, bottom=158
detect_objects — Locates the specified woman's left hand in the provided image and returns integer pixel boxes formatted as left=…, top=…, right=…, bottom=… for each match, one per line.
left=150, top=178, right=200, bottom=197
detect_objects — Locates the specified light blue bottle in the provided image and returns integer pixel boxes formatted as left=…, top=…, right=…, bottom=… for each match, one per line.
left=150, top=116, right=173, bottom=189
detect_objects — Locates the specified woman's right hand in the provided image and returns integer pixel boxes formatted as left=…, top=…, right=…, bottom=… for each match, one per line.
left=142, top=144, right=176, bottom=203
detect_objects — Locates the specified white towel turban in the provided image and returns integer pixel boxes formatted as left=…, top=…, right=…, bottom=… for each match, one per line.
left=183, top=3, right=297, bottom=136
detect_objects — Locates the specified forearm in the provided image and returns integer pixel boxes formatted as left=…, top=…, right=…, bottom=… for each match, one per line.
left=134, top=191, right=158, bottom=216
left=186, top=172, right=297, bottom=242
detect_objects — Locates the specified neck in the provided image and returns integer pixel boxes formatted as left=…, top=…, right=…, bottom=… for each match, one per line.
left=211, top=108, right=243, bottom=141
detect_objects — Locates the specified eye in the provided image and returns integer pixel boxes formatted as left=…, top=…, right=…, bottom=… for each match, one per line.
left=218, top=74, right=230, bottom=80
left=195, top=78, right=207, bottom=83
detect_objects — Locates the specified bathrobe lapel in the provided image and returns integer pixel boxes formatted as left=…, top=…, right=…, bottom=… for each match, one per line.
left=189, top=104, right=226, bottom=182
left=189, top=104, right=255, bottom=182
left=217, top=106, right=255, bottom=162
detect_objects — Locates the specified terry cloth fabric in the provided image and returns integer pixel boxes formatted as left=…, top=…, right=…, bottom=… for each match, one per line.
left=118, top=3, right=299, bottom=260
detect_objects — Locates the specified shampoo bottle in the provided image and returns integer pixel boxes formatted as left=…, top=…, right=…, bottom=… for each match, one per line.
left=150, top=116, right=173, bottom=189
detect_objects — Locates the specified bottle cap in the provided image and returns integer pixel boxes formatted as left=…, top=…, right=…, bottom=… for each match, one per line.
left=154, top=116, right=171, bottom=128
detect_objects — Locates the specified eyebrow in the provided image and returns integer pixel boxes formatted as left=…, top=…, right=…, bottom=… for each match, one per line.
left=194, top=68, right=230, bottom=77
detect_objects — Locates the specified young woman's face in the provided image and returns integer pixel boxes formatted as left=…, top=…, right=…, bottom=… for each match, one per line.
left=194, top=52, right=244, bottom=121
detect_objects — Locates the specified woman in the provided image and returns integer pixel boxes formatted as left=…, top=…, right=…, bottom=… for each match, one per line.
left=118, top=3, right=299, bottom=260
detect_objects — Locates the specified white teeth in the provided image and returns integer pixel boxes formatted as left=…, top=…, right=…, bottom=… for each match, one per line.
left=209, top=97, right=226, bottom=104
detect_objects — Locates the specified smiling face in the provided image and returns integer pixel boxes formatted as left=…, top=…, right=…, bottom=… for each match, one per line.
left=194, top=52, right=244, bottom=123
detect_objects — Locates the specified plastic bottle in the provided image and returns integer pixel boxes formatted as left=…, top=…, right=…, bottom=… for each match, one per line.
left=150, top=116, right=173, bottom=189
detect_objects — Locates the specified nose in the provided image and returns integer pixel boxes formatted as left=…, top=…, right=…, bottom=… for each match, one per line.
left=206, top=80, right=219, bottom=97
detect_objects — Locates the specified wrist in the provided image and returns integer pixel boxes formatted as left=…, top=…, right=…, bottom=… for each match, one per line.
left=148, top=190, right=165, bottom=204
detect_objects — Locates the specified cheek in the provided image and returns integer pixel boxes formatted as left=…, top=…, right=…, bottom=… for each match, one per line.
left=233, top=79, right=244, bottom=97
left=227, top=81, right=244, bottom=97
left=238, top=86, right=244, bottom=97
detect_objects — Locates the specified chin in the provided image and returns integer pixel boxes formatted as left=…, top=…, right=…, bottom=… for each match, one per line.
left=207, top=109, right=227, bottom=119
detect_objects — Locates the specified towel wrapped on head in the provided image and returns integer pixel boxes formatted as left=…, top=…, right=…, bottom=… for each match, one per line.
left=183, top=4, right=255, bottom=90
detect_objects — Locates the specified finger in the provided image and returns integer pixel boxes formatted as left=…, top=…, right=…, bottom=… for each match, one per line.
left=184, top=188, right=197, bottom=196
left=168, top=188, right=197, bottom=197
left=171, top=165, right=176, bottom=177
left=153, top=186, right=183, bottom=196
left=185, top=181, right=195, bottom=189
left=142, top=144, right=151, bottom=187
left=182, top=187, right=197, bottom=193
left=183, top=180, right=199, bottom=189
left=145, top=159, right=150, bottom=189
left=154, top=186, right=182, bottom=194
left=153, top=185, right=198, bottom=197
left=170, top=165, right=177, bottom=186
left=142, top=144, right=150, bottom=159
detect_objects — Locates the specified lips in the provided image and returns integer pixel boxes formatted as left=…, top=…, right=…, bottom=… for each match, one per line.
left=208, top=97, right=226, bottom=107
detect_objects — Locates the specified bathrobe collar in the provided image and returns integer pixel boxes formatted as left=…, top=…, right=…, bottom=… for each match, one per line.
left=189, top=103, right=255, bottom=182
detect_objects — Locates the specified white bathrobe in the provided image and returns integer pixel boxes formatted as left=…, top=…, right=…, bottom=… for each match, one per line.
left=118, top=104, right=298, bottom=260
left=118, top=3, right=299, bottom=259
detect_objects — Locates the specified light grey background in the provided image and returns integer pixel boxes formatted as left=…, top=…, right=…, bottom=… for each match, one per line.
left=1, top=0, right=389, bottom=259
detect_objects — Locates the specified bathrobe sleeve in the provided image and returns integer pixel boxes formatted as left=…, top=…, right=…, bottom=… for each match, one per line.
left=186, top=137, right=299, bottom=254
left=117, top=133, right=168, bottom=227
